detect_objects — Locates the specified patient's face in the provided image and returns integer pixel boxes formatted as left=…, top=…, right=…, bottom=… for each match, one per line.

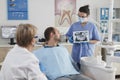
left=54, top=29, right=60, bottom=41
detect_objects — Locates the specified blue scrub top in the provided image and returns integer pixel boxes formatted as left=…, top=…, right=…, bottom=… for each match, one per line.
left=66, top=21, right=101, bottom=63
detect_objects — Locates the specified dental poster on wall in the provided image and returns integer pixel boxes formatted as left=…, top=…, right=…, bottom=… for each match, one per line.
left=7, top=0, right=28, bottom=20
left=73, top=31, right=89, bottom=43
left=55, top=0, right=76, bottom=27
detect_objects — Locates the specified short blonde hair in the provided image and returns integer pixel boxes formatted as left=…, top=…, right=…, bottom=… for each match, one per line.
left=16, top=24, right=37, bottom=47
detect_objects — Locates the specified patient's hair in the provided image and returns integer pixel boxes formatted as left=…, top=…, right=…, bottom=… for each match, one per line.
left=16, top=24, right=37, bottom=47
left=44, top=27, right=55, bottom=41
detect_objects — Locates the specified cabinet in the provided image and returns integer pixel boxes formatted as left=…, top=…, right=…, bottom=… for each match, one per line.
left=98, top=7, right=120, bottom=75
left=112, top=8, right=120, bottom=42
left=97, top=8, right=109, bottom=42
left=97, top=8, right=120, bottom=43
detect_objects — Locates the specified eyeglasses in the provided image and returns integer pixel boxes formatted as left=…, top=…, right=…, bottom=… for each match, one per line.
left=34, top=36, right=38, bottom=38
left=78, top=15, right=87, bottom=18
left=77, top=14, right=87, bottom=18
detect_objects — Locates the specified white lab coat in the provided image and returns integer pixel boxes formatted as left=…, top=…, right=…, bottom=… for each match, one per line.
left=0, top=45, right=47, bottom=80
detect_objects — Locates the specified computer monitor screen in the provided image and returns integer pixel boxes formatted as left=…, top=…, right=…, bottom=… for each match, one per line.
left=1, top=26, right=17, bottom=39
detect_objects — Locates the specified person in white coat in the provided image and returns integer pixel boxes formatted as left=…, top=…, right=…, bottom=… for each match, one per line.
left=0, top=24, right=48, bottom=80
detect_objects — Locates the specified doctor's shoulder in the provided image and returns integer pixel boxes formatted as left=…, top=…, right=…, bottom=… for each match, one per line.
left=73, top=21, right=80, bottom=24
left=24, top=51, right=39, bottom=63
left=88, top=21, right=96, bottom=27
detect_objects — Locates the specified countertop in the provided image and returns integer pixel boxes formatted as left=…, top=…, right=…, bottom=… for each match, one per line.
left=0, top=42, right=73, bottom=47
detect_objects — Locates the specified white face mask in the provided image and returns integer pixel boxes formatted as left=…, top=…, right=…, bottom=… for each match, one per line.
left=79, top=17, right=88, bottom=23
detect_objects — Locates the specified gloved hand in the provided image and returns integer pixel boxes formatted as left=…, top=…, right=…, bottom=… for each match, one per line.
left=68, top=36, right=73, bottom=43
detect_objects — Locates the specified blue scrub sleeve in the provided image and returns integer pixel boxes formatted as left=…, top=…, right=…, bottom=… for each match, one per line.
left=66, top=25, right=74, bottom=43
left=92, top=26, right=101, bottom=41
left=66, top=24, right=74, bottom=37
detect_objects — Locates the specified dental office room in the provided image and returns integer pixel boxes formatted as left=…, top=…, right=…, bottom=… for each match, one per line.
left=0, top=0, right=120, bottom=80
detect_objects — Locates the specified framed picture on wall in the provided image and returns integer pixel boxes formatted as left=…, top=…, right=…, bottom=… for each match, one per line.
left=73, top=31, right=89, bottom=43
left=55, top=0, right=76, bottom=27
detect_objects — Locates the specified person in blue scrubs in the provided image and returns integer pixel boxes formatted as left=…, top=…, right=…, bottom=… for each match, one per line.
left=34, top=27, right=92, bottom=80
left=66, top=5, right=100, bottom=68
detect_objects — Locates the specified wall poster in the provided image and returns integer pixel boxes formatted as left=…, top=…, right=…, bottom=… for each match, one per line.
left=55, top=0, right=76, bottom=27
left=7, top=0, right=28, bottom=20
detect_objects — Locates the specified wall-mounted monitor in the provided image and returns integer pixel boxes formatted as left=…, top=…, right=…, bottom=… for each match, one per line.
left=1, top=26, right=16, bottom=38
left=1, top=26, right=17, bottom=45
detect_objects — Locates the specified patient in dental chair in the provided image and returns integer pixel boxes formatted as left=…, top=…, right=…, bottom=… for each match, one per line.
left=34, top=27, right=93, bottom=80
